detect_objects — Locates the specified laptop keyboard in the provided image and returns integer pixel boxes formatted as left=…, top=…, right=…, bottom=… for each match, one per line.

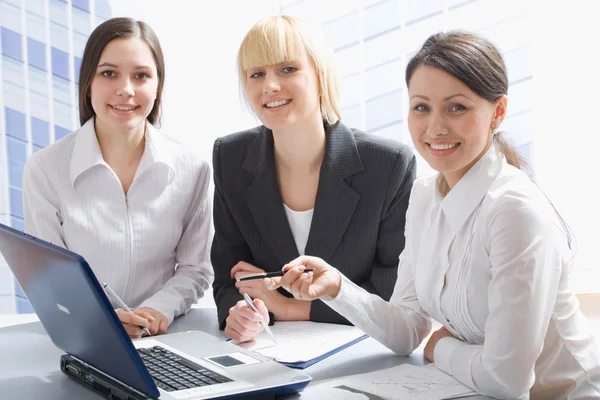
left=138, top=346, right=232, bottom=392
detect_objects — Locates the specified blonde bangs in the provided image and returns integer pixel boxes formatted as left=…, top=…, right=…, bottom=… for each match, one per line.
left=238, top=17, right=307, bottom=74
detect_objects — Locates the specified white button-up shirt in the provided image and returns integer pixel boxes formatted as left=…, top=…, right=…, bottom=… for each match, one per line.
left=23, top=118, right=214, bottom=324
left=325, top=145, right=600, bottom=399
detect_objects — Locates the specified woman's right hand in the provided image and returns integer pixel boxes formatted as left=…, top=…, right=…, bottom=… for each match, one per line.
left=116, top=309, right=153, bottom=339
left=265, top=256, right=342, bottom=301
left=225, top=298, right=270, bottom=343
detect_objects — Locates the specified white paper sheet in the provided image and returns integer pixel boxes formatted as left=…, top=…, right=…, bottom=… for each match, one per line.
left=234, top=321, right=366, bottom=364
left=302, top=364, right=476, bottom=400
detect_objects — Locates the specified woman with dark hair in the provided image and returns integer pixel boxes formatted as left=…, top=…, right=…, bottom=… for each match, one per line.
left=22, top=18, right=213, bottom=339
left=269, top=31, right=600, bottom=399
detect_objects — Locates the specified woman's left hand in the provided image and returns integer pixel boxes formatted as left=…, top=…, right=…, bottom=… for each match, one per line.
left=424, top=326, right=457, bottom=363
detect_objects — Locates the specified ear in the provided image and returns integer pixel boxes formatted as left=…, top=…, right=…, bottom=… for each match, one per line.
left=491, top=95, right=508, bottom=129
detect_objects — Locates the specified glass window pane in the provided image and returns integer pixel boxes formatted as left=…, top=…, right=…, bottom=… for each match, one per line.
left=323, top=11, right=359, bottom=50
left=9, top=188, right=24, bottom=218
left=2, top=81, right=26, bottom=111
left=7, top=136, right=28, bottom=165
left=28, top=65, right=48, bottom=95
left=364, top=28, right=402, bottom=70
left=371, top=122, right=402, bottom=142
left=5, top=107, right=26, bottom=141
left=1, top=28, right=23, bottom=61
left=52, top=75, right=71, bottom=103
left=72, top=0, right=90, bottom=12
left=334, top=44, right=361, bottom=78
left=482, top=14, right=532, bottom=54
left=33, top=144, right=45, bottom=153
left=95, top=0, right=112, bottom=18
left=501, top=110, right=533, bottom=146
left=54, top=124, right=71, bottom=140
left=366, top=90, right=402, bottom=131
left=53, top=100, right=72, bottom=130
left=73, top=31, right=87, bottom=58
left=74, top=56, right=82, bottom=84
left=365, top=58, right=403, bottom=101
left=72, top=8, right=90, bottom=35
left=507, top=79, right=532, bottom=116
left=402, top=0, right=443, bottom=24
left=31, top=117, right=50, bottom=147
left=403, top=13, right=443, bottom=55
left=29, top=90, right=49, bottom=120
left=51, top=47, right=70, bottom=80
left=339, top=74, right=361, bottom=109
left=0, top=3, right=22, bottom=33
left=27, top=37, right=46, bottom=70
left=94, top=16, right=106, bottom=29
left=2, top=56, right=25, bottom=86
left=50, top=22, right=69, bottom=52
left=8, top=161, right=24, bottom=189
left=25, top=0, right=46, bottom=16
left=364, top=0, right=401, bottom=40
left=447, top=0, right=490, bottom=32
left=341, top=104, right=363, bottom=130
left=49, top=0, right=68, bottom=26
left=26, top=12, right=46, bottom=43
left=505, top=45, right=532, bottom=84
left=492, top=0, right=530, bottom=24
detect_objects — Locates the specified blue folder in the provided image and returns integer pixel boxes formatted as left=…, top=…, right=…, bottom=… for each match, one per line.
left=280, top=333, right=369, bottom=369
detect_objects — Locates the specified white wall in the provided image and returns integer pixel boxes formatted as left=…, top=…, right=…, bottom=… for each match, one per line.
left=533, top=0, right=600, bottom=293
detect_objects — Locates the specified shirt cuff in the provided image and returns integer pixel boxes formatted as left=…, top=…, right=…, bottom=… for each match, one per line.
left=434, top=336, right=464, bottom=375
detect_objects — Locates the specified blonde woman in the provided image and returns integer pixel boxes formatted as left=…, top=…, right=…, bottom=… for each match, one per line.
left=211, top=16, right=416, bottom=343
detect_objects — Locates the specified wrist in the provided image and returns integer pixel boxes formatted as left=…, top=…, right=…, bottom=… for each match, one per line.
left=328, top=270, right=343, bottom=299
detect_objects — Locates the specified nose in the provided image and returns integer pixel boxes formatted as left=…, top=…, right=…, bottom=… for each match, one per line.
left=116, top=78, right=135, bottom=97
left=427, top=112, right=449, bottom=136
left=262, top=72, right=280, bottom=93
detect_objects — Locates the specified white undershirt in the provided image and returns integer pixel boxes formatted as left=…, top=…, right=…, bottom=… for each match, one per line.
left=283, top=204, right=314, bottom=256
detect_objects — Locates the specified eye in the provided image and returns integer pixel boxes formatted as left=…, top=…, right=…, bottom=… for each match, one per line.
left=448, top=104, right=467, bottom=112
left=249, top=71, right=264, bottom=79
left=282, top=66, right=297, bottom=73
left=413, top=104, right=429, bottom=112
left=135, top=72, right=150, bottom=80
left=101, top=70, right=116, bottom=78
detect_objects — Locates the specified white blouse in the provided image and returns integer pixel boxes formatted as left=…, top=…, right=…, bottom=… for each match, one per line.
left=22, top=118, right=214, bottom=324
left=283, top=204, right=314, bottom=256
left=325, top=145, right=600, bottom=399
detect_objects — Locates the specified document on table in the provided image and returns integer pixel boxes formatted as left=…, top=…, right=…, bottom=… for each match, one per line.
left=234, top=321, right=367, bottom=368
left=300, top=363, right=477, bottom=400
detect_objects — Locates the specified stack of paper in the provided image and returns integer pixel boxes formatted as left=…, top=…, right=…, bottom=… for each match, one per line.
left=300, top=363, right=477, bottom=400
left=235, top=321, right=368, bottom=368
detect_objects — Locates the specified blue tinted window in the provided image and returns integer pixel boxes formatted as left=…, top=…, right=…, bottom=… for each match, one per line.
left=55, top=125, right=70, bottom=140
left=27, top=38, right=46, bottom=70
left=16, top=296, right=34, bottom=313
left=74, top=57, right=82, bottom=84
left=14, top=279, right=26, bottom=298
left=72, top=0, right=89, bottom=11
left=9, top=187, right=24, bottom=218
left=10, top=218, right=25, bottom=234
left=8, top=161, right=24, bottom=189
left=95, top=0, right=111, bottom=18
left=51, top=47, right=69, bottom=80
left=366, top=90, right=403, bottom=131
left=31, top=117, right=50, bottom=147
left=7, top=136, right=28, bottom=164
left=33, top=144, right=45, bottom=153
left=5, top=107, right=27, bottom=140
left=1, top=27, right=23, bottom=61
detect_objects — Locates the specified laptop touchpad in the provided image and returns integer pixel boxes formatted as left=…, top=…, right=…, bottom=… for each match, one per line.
left=205, top=352, right=262, bottom=368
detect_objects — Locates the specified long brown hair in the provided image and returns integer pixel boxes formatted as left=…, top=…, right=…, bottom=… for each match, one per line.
left=78, top=17, right=165, bottom=126
left=406, top=31, right=572, bottom=248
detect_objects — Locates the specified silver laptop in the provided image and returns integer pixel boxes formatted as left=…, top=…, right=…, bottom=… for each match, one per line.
left=0, top=223, right=312, bottom=399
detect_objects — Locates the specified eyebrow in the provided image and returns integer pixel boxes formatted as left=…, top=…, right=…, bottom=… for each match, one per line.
left=97, top=62, right=153, bottom=70
left=410, top=93, right=472, bottom=101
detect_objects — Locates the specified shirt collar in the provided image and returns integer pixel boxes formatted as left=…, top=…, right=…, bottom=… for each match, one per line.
left=440, top=144, right=504, bottom=234
left=70, top=118, right=176, bottom=187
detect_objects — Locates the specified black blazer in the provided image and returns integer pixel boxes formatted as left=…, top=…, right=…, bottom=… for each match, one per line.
left=211, top=121, right=416, bottom=329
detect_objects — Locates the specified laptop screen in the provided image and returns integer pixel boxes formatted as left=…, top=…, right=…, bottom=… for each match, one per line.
left=0, top=224, right=159, bottom=398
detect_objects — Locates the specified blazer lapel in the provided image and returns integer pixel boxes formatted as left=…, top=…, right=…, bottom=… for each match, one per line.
left=305, top=122, right=363, bottom=262
left=242, top=127, right=299, bottom=266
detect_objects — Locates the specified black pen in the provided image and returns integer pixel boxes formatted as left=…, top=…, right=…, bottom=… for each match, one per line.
left=235, top=269, right=314, bottom=282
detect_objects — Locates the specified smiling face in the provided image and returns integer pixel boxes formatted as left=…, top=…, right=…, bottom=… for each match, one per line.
left=245, top=50, right=322, bottom=132
left=408, top=65, right=506, bottom=188
left=90, top=37, right=158, bottom=137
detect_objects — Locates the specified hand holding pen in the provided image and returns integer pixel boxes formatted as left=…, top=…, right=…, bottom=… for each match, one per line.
left=103, top=282, right=152, bottom=338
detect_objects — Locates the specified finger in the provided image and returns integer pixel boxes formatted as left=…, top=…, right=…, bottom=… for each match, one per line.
left=264, top=277, right=281, bottom=290
left=123, top=323, right=144, bottom=339
left=231, top=262, right=264, bottom=279
left=226, top=316, right=261, bottom=342
left=278, top=267, right=306, bottom=294
left=253, top=299, right=270, bottom=321
left=117, top=310, right=152, bottom=329
left=299, top=272, right=314, bottom=299
left=285, top=256, right=313, bottom=269
left=230, top=302, right=263, bottom=323
left=158, top=317, right=168, bottom=334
